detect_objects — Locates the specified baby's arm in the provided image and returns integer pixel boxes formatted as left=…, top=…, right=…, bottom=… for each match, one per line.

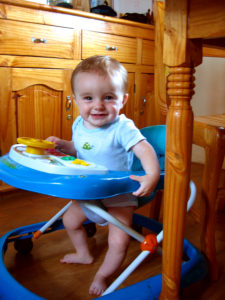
left=46, top=136, right=77, bottom=156
left=130, top=140, right=160, bottom=197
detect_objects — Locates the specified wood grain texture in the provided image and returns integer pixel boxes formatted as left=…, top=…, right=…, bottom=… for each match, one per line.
left=12, top=68, right=65, bottom=92
left=163, top=0, right=188, bottom=66
left=16, top=85, right=62, bottom=139
left=203, top=46, right=225, bottom=58
left=0, top=19, right=77, bottom=59
left=82, top=30, right=137, bottom=64
left=142, top=39, right=154, bottom=65
left=193, top=114, right=225, bottom=280
left=160, top=66, right=194, bottom=300
left=0, top=55, right=80, bottom=69
left=153, top=1, right=167, bottom=124
left=62, top=69, right=73, bottom=141
left=135, top=73, right=155, bottom=129
left=0, top=68, right=17, bottom=153
left=120, top=72, right=135, bottom=123
left=188, top=0, right=225, bottom=39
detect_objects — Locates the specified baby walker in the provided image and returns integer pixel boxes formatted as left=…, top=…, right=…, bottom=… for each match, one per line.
left=0, top=126, right=207, bottom=300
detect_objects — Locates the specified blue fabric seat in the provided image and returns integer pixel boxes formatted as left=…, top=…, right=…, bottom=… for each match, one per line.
left=132, top=125, right=166, bottom=208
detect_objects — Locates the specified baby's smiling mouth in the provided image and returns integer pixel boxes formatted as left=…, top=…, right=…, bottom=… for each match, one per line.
left=91, top=113, right=107, bottom=118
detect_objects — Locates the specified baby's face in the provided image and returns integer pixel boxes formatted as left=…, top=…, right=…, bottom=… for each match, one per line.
left=73, top=72, right=128, bottom=129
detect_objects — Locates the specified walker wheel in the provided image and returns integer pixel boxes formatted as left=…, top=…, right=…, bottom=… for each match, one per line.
left=14, top=238, right=33, bottom=254
left=17, top=137, right=55, bottom=155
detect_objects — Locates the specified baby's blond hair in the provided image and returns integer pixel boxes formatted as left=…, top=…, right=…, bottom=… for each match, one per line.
left=71, top=55, right=128, bottom=93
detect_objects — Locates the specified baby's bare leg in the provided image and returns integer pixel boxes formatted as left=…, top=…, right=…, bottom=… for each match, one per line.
left=61, top=201, right=93, bottom=264
left=89, top=206, right=134, bottom=296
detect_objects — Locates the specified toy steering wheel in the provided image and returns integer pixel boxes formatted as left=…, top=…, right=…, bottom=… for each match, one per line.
left=17, top=137, right=55, bottom=155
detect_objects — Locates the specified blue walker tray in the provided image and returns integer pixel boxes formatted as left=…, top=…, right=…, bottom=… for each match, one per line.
left=0, top=141, right=166, bottom=200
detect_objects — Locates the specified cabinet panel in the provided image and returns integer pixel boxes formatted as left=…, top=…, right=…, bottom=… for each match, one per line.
left=82, top=30, right=137, bottom=63
left=0, top=68, right=74, bottom=155
left=0, top=19, right=77, bottom=59
left=142, top=40, right=154, bottom=65
left=0, top=68, right=16, bottom=155
left=136, top=73, right=155, bottom=128
left=12, top=68, right=65, bottom=91
left=15, top=85, right=62, bottom=139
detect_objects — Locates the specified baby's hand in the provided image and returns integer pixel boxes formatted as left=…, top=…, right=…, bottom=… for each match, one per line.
left=46, top=136, right=64, bottom=151
left=46, top=137, right=76, bottom=156
left=130, top=174, right=158, bottom=197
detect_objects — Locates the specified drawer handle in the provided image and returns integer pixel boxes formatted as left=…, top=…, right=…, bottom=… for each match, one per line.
left=31, top=37, right=47, bottom=44
left=105, top=46, right=117, bottom=51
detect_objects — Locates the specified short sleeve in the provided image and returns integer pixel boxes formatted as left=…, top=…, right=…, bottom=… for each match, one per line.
left=72, top=116, right=82, bottom=141
left=116, top=115, right=146, bottom=151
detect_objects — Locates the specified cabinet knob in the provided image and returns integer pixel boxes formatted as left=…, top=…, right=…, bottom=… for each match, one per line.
left=105, top=46, right=117, bottom=51
left=67, top=114, right=72, bottom=120
left=31, top=37, right=47, bottom=44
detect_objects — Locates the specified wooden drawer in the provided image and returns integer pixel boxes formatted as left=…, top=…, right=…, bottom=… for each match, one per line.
left=82, top=30, right=137, bottom=64
left=0, top=19, right=78, bottom=59
left=142, top=40, right=154, bottom=65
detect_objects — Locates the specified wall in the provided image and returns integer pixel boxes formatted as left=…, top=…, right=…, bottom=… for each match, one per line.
left=191, top=56, right=225, bottom=168
left=113, top=0, right=152, bottom=17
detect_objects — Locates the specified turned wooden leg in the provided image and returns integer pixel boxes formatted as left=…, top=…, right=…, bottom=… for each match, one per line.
left=160, top=66, right=194, bottom=299
left=200, top=127, right=225, bottom=280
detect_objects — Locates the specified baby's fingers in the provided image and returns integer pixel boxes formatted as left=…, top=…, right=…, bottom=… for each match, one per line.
left=129, top=174, right=142, bottom=183
left=129, top=175, right=145, bottom=197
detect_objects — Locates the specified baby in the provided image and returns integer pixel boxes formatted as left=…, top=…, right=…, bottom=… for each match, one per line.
left=47, top=55, right=160, bottom=296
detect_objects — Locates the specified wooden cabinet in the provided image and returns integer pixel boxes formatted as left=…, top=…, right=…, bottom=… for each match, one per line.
left=0, top=0, right=155, bottom=190
left=0, top=68, right=74, bottom=155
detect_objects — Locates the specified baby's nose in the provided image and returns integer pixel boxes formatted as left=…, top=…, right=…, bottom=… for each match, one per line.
left=94, top=99, right=104, bottom=109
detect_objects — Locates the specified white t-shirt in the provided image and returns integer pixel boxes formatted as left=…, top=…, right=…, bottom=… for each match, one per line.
left=72, top=114, right=145, bottom=171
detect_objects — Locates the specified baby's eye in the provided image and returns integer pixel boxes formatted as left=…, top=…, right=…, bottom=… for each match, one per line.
left=104, top=95, right=113, bottom=101
left=84, top=96, right=92, bottom=101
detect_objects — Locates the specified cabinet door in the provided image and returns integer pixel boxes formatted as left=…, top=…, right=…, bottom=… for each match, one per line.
left=0, top=68, right=75, bottom=155
left=16, top=84, right=61, bottom=139
left=135, top=73, right=155, bottom=129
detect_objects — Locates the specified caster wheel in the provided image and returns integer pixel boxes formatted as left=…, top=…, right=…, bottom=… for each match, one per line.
left=14, top=238, right=33, bottom=254
left=83, top=223, right=97, bottom=237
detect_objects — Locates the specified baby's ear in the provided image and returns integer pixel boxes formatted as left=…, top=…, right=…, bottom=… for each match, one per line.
left=121, top=93, right=128, bottom=107
left=72, top=94, right=77, bottom=102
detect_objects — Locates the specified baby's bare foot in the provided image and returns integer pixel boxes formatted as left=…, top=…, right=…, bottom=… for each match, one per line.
left=60, top=253, right=93, bottom=264
left=89, top=274, right=107, bottom=296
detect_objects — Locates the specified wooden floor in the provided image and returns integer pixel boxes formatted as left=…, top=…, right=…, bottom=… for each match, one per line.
left=0, top=163, right=224, bottom=300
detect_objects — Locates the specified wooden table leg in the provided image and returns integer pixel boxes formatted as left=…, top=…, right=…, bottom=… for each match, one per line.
left=160, top=66, right=194, bottom=299
left=159, top=0, right=202, bottom=297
